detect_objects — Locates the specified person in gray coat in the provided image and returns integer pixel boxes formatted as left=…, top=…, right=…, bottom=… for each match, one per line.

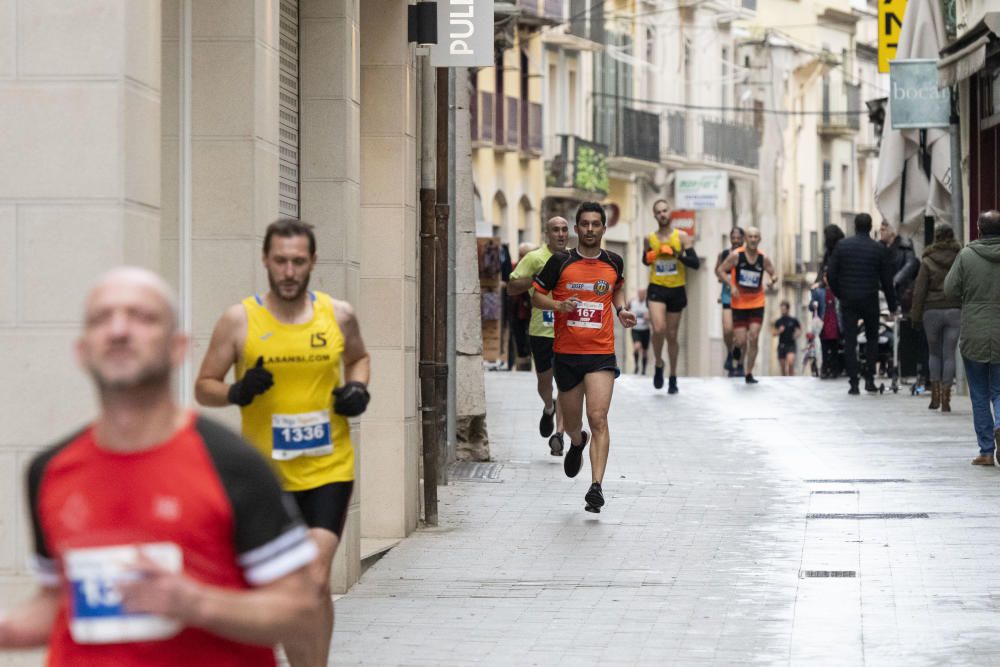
left=911, top=223, right=962, bottom=412
left=944, top=210, right=1000, bottom=466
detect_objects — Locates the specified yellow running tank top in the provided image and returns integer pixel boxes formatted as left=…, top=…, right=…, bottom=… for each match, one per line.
left=236, top=291, right=354, bottom=491
left=647, top=229, right=686, bottom=288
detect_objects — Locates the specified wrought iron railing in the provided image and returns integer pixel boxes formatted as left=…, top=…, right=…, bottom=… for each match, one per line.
left=702, top=118, right=759, bottom=168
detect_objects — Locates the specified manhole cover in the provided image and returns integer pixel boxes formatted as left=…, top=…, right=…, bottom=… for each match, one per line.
left=807, top=512, right=928, bottom=520
left=805, top=479, right=910, bottom=483
left=450, top=462, right=503, bottom=482
left=800, top=570, right=857, bottom=578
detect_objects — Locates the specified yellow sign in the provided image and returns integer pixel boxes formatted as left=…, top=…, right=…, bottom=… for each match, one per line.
left=879, top=0, right=907, bottom=73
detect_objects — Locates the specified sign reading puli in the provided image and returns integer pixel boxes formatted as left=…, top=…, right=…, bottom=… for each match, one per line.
left=430, top=0, right=495, bottom=67
left=889, top=59, right=950, bottom=129
left=675, top=170, right=728, bottom=210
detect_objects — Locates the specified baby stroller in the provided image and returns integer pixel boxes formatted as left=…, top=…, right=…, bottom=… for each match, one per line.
left=803, top=332, right=819, bottom=377
left=857, top=311, right=899, bottom=394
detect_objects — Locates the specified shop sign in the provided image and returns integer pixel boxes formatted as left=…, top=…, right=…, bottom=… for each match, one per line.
left=430, top=0, right=495, bottom=67
left=889, top=59, right=950, bottom=129
left=675, top=170, right=728, bottom=210
left=879, top=0, right=907, bottom=73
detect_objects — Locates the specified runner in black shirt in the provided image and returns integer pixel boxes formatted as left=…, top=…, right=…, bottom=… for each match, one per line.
left=773, top=300, right=802, bottom=376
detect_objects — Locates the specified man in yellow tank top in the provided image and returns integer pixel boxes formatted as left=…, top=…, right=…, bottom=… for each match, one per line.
left=642, top=199, right=700, bottom=394
left=195, top=219, right=370, bottom=667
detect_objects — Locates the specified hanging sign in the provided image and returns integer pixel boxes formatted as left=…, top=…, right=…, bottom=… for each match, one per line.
left=675, top=170, right=728, bottom=210
left=889, top=59, right=950, bottom=129
left=430, top=0, right=495, bottom=67
left=879, top=0, right=907, bottom=73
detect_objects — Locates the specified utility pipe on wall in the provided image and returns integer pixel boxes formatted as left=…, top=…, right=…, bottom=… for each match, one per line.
left=179, top=0, right=193, bottom=405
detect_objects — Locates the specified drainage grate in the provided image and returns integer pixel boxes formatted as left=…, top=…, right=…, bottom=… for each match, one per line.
left=450, top=462, right=504, bottom=483
left=805, top=479, right=909, bottom=483
left=807, top=512, right=928, bottom=520
left=811, top=490, right=859, bottom=495
left=800, top=570, right=857, bottom=578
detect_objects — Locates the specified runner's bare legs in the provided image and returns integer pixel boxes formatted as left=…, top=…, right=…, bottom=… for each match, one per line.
left=664, top=311, right=682, bottom=377
left=557, top=382, right=586, bottom=446
left=583, top=371, right=615, bottom=484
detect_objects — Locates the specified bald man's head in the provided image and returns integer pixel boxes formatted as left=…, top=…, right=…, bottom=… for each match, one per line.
left=544, top=216, right=570, bottom=251
left=78, top=267, right=186, bottom=393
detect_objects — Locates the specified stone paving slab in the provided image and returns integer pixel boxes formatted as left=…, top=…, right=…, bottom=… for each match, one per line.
left=334, top=372, right=1000, bottom=665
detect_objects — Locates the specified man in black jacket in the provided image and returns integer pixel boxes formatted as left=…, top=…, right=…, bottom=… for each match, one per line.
left=827, top=213, right=898, bottom=394
left=880, top=220, right=920, bottom=312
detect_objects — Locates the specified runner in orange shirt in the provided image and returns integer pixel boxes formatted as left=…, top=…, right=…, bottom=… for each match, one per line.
left=532, top=202, right=637, bottom=513
left=716, top=227, right=777, bottom=384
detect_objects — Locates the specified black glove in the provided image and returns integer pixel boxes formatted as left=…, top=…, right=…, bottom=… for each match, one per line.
left=228, top=356, right=274, bottom=406
left=333, top=381, right=370, bottom=417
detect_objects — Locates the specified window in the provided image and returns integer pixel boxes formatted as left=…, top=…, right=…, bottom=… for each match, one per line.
left=841, top=164, right=850, bottom=211
left=495, top=52, right=505, bottom=146
left=278, top=0, right=300, bottom=218
left=822, top=160, right=832, bottom=228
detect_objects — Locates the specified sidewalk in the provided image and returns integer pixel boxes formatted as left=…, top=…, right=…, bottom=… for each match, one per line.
left=334, top=372, right=1000, bottom=665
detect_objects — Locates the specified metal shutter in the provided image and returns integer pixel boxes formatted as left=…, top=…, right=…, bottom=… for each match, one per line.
left=279, top=0, right=300, bottom=219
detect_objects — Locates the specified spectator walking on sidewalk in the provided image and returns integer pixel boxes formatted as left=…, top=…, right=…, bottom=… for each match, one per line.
left=911, top=223, right=962, bottom=412
left=827, top=213, right=897, bottom=395
left=944, top=210, right=1000, bottom=467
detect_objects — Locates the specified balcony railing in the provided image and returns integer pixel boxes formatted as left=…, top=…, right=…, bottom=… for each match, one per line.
left=517, top=0, right=564, bottom=21
left=521, top=101, right=543, bottom=154
left=666, top=111, right=686, bottom=155
left=702, top=118, right=759, bottom=168
left=594, top=103, right=660, bottom=163
left=546, top=134, right=609, bottom=195
left=820, top=83, right=862, bottom=133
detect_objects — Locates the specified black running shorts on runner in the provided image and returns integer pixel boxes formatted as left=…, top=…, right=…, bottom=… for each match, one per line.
left=732, top=307, right=765, bottom=329
left=289, top=481, right=354, bottom=538
left=778, top=342, right=797, bottom=359
left=529, top=335, right=555, bottom=373
left=631, top=329, right=650, bottom=349
left=646, top=284, right=687, bottom=313
left=553, top=353, right=621, bottom=392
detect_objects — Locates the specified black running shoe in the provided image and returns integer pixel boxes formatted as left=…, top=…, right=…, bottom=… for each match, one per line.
left=864, top=378, right=878, bottom=393
left=549, top=432, right=564, bottom=456
left=667, top=376, right=678, bottom=394
left=585, top=482, right=605, bottom=513
left=564, top=432, right=589, bottom=478
left=745, top=374, right=758, bottom=384
left=539, top=406, right=556, bottom=438
left=653, top=364, right=664, bottom=389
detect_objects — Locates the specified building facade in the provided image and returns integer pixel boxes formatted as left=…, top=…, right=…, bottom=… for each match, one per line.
left=1, top=0, right=426, bottom=623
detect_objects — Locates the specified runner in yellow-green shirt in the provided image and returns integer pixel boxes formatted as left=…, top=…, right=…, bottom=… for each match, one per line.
left=507, top=216, right=570, bottom=456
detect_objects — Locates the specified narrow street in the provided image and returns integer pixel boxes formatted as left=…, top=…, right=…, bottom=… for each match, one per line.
left=335, top=372, right=1000, bottom=665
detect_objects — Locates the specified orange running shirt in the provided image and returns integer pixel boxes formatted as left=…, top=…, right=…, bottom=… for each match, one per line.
left=730, top=247, right=767, bottom=310
left=532, top=249, right=625, bottom=355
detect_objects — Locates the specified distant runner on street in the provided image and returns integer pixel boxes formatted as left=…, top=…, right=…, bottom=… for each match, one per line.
left=507, top=216, right=570, bottom=456
left=717, top=227, right=777, bottom=384
left=531, top=202, right=636, bottom=513
left=642, top=200, right=699, bottom=394
left=773, top=301, right=802, bottom=376
left=629, top=288, right=650, bottom=375
left=716, top=227, right=745, bottom=376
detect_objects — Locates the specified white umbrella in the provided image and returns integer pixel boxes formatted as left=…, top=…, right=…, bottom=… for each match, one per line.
left=874, top=0, right=952, bottom=233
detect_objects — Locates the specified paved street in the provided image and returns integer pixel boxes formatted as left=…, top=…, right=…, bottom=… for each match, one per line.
left=335, top=371, right=1000, bottom=665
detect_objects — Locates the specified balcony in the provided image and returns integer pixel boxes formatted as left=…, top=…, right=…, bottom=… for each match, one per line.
left=594, top=104, right=660, bottom=166
left=819, top=83, right=862, bottom=138
left=665, top=111, right=686, bottom=156
left=545, top=134, right=609, bottom=200
left=516, top=0, right=564, bottom=25
left=702, top=118, right=759, bottom=169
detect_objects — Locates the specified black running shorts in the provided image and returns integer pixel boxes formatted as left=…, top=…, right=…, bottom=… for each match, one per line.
left=289, top=481, right=354, bottom=538
left=529, top=335, right=555, bottom=373
left=553, top=353, right=620, bottom=392
left=777, top=342, right=797, bottom=359
left=732, top=307, right=765, bottom=329
left=646, top=284, right=687, bottom=312
left=631, top=329, right=650, bottom=349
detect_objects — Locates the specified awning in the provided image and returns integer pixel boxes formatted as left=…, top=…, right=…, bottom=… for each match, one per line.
left=938, top=12, right=1000, bottom=86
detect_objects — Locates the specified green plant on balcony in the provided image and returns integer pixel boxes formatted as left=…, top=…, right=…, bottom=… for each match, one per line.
left=574, top=146, right=609, bottom=194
